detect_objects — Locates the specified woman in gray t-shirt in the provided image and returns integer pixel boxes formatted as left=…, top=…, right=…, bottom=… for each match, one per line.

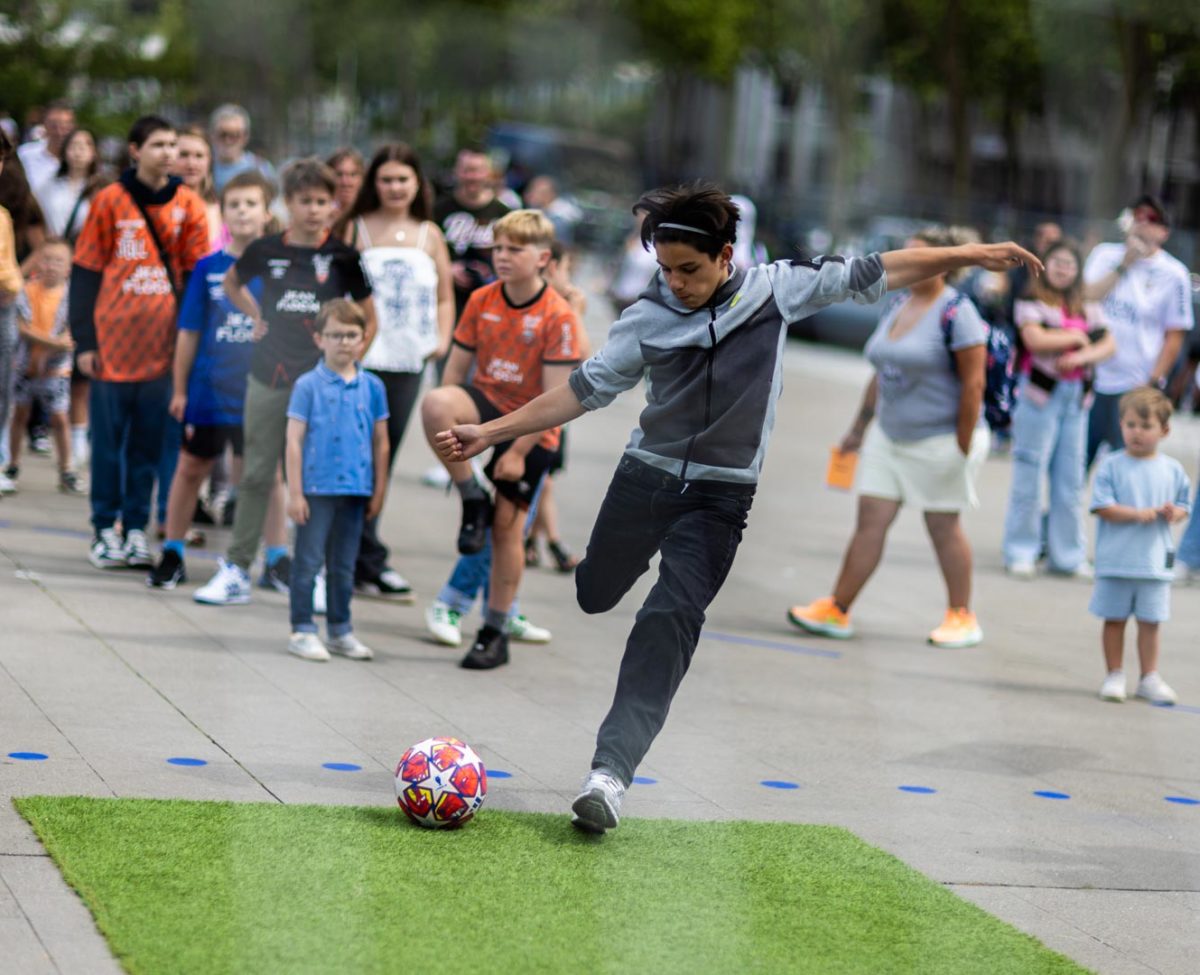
left=789, top=227, right=990, bottom=649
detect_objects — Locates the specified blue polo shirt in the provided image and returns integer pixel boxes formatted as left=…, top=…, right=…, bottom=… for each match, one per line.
left=287, top=361, right=389, bottom=497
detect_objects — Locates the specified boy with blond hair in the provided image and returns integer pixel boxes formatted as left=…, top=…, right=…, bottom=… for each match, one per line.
left=1091, top=386, right=1191, bottom=705
left=421, top=209, right=585, bottom=669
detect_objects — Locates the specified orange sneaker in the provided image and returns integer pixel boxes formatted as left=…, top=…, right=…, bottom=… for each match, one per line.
left=928, top=608, right=982, bottom=648
left=787, top=597, right=854, bottom=639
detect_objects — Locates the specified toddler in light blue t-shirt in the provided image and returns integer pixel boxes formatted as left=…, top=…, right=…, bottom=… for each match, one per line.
left=1089, top=388, right=1190, bottom=705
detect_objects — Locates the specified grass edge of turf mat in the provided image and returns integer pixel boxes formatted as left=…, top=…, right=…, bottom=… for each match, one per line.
left=14, top=795, right=1094, bottom=975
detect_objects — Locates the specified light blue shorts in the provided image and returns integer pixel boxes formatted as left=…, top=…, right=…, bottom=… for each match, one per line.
left=1089, top=577, right=1171, bottom=623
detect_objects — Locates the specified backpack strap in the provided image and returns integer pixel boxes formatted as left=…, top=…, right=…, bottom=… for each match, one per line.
left=939, top=291, right=972, bottom=374
left=124, top=186, right=182, bottom=306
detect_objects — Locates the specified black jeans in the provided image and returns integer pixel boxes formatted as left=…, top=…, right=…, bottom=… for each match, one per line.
left=355, top=369, right=423, bottom=581
left=577, top=456, right=754, bottom=786
left=1086, top=390, right=1124, bottom=470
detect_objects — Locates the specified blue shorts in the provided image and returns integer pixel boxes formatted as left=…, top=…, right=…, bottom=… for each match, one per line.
left=1089, top=577, right=1171, bottom=623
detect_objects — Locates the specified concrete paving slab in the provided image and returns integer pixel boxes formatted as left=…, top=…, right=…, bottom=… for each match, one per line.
left=2, top=314, right=1199, bottom=974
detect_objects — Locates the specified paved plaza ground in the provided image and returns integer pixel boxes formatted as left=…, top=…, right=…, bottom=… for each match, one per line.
left=2, top=293, right=1199, bottom=973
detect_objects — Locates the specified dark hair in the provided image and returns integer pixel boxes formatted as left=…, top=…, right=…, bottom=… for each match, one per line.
left=281, top=157, right=336, bottom=199
left=0, top=127, right=11, bottom=160
left=0, top=154, right=46, bottom=259
left=550, top=239, right=570, bottom=262
left=55, top=128, right=99, bottom=181
left=128, top=115, right=174, bottom=148
left=1028, top=238, right=1085, bottom=317
left=634, top=182, right=739, bottom=258
left=337, top=143, right=432, bottom=235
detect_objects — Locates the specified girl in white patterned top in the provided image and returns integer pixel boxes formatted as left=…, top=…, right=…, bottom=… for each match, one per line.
left=337, top=143, right=454, bottom=595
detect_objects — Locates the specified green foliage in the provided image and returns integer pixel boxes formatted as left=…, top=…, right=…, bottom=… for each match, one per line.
left=0, top=0, right=195, bottom=134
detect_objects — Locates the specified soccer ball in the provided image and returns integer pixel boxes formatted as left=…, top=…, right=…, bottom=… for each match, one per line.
left=394, top=736, right=488, bottom=828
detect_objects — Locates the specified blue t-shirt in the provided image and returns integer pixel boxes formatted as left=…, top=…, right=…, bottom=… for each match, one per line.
left=178, top=250, right=261, bottom=426
left=286, top=361, right=389, bottom=497
left=1091, top=450, right=1191, bottom=580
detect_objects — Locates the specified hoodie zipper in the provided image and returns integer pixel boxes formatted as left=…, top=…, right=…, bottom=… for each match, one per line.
left=678, top=305, right=718, bottom=490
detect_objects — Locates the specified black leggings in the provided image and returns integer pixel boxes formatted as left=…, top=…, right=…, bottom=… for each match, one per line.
left=355, top=369, right=424, bottom=580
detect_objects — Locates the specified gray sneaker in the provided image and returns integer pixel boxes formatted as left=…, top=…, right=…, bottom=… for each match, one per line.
left=571, top=768, right=626, bottom=834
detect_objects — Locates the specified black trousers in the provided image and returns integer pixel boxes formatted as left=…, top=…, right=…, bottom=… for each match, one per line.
left=355, top=369, right=423, bottom=581
left=1086, top=390, right=1124, bottom=470
left=576, top=456, right=754, bottom=785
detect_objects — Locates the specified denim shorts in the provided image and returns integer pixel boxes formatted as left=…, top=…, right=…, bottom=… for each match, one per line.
left=1089, top=577, right=1171, bottom=623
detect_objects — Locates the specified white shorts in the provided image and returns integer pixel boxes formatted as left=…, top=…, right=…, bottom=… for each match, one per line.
left=857, top=426, right=990, bottom=512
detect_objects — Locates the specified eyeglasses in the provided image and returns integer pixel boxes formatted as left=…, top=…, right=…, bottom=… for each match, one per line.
left=215, top=129, right=244, bottom=141
left=322, top=331, right=363, bottom=343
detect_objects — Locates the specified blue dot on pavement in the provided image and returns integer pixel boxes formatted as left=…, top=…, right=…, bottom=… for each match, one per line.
left=898, top=785, right=937, bottom=794
left=632, top=776, right=657, bottom=785
left=8, top=752, right=48, bottom=761
left=761, top=780, right=800, bottom=790
left=1165, top=796, right=1199, bottom=806
left=322, top=763, right=362, bottom=772
left=166, top=757, right=207, bottom=767
left=1033, top=790, right=1070, bottom=800
left=488, top=770, right=513, bottom=779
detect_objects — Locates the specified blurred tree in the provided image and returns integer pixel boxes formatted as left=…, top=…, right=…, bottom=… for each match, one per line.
left=882, top=0, right=1042, bottom=221
left=753, top=0, right=882, bottom=245
left=0, top=0, right=194, bottom=136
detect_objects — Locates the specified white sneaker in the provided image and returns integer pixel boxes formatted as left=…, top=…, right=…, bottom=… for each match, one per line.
left=425, top=600, right=463, bottom=646
left=1006, top=561, right=1037, bottom=580
left=89, top=528, right=126, bottom=569
left=288, top=631, right=330, bottom=662
left=327, top=633, right=374, bottom=660
left=1174, top=562, right=1200, bottom=586
left=1099, top=670, right=1126, bottom=703
left=571, top=768, right=626, bottom=834
left=123, top=529, right=153, bottom=568
left=1068, top=562, right=1095, bottom=581
left=507, top=614, right=552, bottom=643
left=1135, top=672, right=1177, bottom=706
left=193, top=558, right=252, bottom=605
left=420, top=464, right=451, bottom=488
left=0, top=472, right=15, bottom=495
left=313, top=572, right=327, bottom=616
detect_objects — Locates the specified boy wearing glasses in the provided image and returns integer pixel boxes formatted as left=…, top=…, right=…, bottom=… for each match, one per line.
left=1082, top=194, right=1194, bottom=467
left=194, top=158, right=375, bottom=606
left=285, top=299, right=388, bottom=661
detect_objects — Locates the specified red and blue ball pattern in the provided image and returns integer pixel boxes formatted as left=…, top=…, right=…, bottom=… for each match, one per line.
left=395, top=737, right=488, bottom=828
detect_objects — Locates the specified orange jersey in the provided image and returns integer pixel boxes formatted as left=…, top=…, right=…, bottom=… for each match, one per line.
left=453, top=281, right=585, bottom=450
left=17, top=280, right=68, bottom=377
left=73, top=180, right=209, bottom=382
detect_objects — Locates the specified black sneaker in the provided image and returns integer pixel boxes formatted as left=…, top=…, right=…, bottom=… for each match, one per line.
left=258, top=554, right=291, bottom=594
left=457, top=496, right=493, bottom=555
left=147, top=549, right=187, bottom=590
left=459, top=625, right=509, bottom=670
left=355, top=568, right=415, bottom=603
left=222, top=496, right=237, bottom=527
left=58, top=470, right=84, bottom=494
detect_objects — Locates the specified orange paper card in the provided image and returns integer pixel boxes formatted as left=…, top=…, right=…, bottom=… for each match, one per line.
left=825, top=447, right=857, bottom=491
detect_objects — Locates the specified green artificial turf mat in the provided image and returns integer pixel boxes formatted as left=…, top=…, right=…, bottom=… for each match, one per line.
left=15, top=796, right=1090, bottom=975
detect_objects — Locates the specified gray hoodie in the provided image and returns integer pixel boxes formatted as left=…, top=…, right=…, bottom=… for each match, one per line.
left=568, top=254, right=887, bottom=485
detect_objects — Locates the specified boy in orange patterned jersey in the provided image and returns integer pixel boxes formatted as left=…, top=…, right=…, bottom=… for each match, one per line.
left=69, top=115, right=209, bottom=569
left=421, top=209, right=585, bottom=669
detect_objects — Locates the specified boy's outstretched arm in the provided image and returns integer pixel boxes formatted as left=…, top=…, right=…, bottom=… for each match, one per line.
left=882, top=242, right=1042, bottom=291
left=436, top=383, right=586, bottom=462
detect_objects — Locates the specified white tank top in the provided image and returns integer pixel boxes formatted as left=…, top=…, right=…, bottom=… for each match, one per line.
left=358, top=218, right=440, bottom=373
